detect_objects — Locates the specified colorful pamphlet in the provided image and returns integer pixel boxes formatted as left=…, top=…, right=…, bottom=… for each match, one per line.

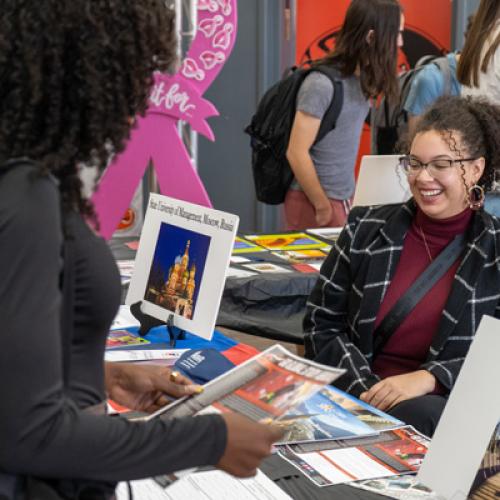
left=244, top=232, right=330, bottom=251
left=147, top=345, right=344, bottom=422
left=280, top=385, right=402, bottom=444
left=232, top=236, right=266, bottom=254
left=278, top=426, right=430, bottom=487
left=106, top=330, right=151, bottom=349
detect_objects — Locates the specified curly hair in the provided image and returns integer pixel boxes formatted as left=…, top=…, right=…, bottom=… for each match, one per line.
left=0, top=0, right=177, bottom=217
left=410, top=96, right=500, bottom=193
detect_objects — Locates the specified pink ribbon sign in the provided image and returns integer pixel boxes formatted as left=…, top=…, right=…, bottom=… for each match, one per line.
left=93, top=0, right=238, bottom=239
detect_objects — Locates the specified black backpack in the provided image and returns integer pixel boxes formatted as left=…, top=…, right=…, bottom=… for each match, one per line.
left=245, top=65, right=344, bottom=205
left=373, top=55, right=452, bottom=154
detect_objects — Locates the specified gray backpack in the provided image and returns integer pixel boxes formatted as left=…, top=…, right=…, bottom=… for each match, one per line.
left=372, top=55, right=453, bottom=154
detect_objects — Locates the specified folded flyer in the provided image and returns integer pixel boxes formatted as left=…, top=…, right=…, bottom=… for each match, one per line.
left=146, top=345, right=345, bottom=422
left=280, top=385, right=403, bottom=444
left=277, top=426, right=430, bottom=487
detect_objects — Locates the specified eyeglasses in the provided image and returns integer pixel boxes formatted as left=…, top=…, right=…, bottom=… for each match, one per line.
left=398, top=155, right=478, bottom=178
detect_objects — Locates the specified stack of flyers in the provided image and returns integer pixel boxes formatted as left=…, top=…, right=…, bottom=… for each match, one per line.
left=277, top=427, right=430, bottom=487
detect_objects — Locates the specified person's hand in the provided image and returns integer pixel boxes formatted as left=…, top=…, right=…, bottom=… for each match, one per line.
left=359, top=370, right=436, bottom=412
left=314, top=203, right=332, bottom=227
left=217, top=413, right=285, bottom=478
left=105, top=362, right=202, bottom=413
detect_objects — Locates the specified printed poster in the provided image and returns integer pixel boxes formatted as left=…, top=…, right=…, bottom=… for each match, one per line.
left=126, top=193, right=238, bottom=341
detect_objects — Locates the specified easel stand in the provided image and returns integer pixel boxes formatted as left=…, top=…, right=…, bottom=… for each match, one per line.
left=130, top=301, right=186, bottom=347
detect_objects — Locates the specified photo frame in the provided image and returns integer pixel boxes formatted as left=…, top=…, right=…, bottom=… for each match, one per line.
left=126, top=193, right=238, bottom=341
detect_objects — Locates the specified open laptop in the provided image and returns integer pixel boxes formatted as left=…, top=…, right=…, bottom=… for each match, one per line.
left=353, top=155, right=411, bottom=207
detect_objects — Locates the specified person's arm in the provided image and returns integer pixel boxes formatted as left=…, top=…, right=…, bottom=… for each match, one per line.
left=104, top=362, right=203, bottom=413
left=0, top=168, right=280, bottom=481
left=304, top=208, right=381, bottom=397
left=359, top=370, right=437, bottom=411
left=286, top=110, right=332, bottom=226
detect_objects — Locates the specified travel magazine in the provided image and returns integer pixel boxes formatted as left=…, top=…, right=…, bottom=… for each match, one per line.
left=147, top=345, right=345, bottom=423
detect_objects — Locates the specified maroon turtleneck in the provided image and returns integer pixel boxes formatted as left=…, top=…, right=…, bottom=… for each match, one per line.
left=372, top=207, right=473, bottom=385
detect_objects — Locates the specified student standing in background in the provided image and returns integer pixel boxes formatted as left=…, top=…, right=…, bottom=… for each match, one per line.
left=284, top=0, right=404, bottom=230
left=458, top=0, right=500, bottom=105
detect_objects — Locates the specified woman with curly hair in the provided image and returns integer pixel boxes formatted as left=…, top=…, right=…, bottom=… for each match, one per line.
left=305, top=96, right=500, bottom=437
left=0, top=1, right=281, bottom=497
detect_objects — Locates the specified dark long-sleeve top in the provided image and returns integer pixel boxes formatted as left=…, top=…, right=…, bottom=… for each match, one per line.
left=0, top=164, right=226, bottom=481
left=304, top=200, right=500, bottom=398
left=372, top=207, right=472, bottom=380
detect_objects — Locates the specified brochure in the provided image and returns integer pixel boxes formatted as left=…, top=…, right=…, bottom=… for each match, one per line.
left=280, top=385, right=403, bottom=444
left=277, top=426, right=430, bottom=487
left=147, top=345, right=344, bottom=423
left=349, top=475, right=438, bottom=499
left=126, top=194, right=239, bottom=341
left=242, top=262, right=292, bottom=274
left=232, top=236, right=266, bottom=254
left=244, top=232, right=330, bottom=251
left=306, top=227, right=343, bottom=242
left=106, top=330, right=151, bottom=349
left=272, top=249, right=328, bottom=263
left=104, top=349, right=187, bottom=363
left=291, top=263, right=320, bottom=274
left=116, top=470, right=292, bottom=500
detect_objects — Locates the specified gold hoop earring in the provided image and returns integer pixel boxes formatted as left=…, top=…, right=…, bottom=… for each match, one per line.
left=468, top=184, right=485, bottom=210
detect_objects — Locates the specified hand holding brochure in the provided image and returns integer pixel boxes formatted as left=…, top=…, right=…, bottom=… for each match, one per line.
left=147, top=345, right=345, bottom=423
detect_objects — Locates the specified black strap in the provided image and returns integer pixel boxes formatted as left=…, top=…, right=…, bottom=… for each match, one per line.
left=373, top=234, right=466, bottom=356
left=312, top=65, right=344, bottom=144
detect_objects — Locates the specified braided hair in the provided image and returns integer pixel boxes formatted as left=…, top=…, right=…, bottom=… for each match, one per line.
left=412, top=96, right=500, bottom=192
left=0, top=1, right=176, bottom=218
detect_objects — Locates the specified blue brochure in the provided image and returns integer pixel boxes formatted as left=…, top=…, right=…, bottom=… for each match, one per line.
left=281, top=385, right=403, bottom=443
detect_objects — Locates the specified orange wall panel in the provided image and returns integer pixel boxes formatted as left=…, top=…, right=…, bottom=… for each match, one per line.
left=296, top=0, right=452, bottom=176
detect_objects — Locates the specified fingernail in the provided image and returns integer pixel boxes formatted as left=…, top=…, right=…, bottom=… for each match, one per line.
left=187, top=385, right=204, bottom=394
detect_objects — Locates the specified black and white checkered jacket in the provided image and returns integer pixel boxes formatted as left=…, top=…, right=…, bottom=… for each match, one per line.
left=304, top=200, right=500, bottom=398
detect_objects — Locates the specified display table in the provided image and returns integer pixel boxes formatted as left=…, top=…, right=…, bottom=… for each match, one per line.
left=110, top=236, right=322, bottom=345
left=115, top=327, right=392, bottom=500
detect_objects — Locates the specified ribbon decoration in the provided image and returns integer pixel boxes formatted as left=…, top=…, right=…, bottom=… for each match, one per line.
left=92, top=0, right=238, bottom=239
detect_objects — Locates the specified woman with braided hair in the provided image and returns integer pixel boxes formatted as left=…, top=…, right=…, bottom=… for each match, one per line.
left=305, top=96, right=500, bottom=437
left=0, top=2, right=281, bottom=498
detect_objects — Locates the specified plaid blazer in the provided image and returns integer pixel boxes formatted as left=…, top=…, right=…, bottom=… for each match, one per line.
left=304, top=200, right=500, bottom=397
